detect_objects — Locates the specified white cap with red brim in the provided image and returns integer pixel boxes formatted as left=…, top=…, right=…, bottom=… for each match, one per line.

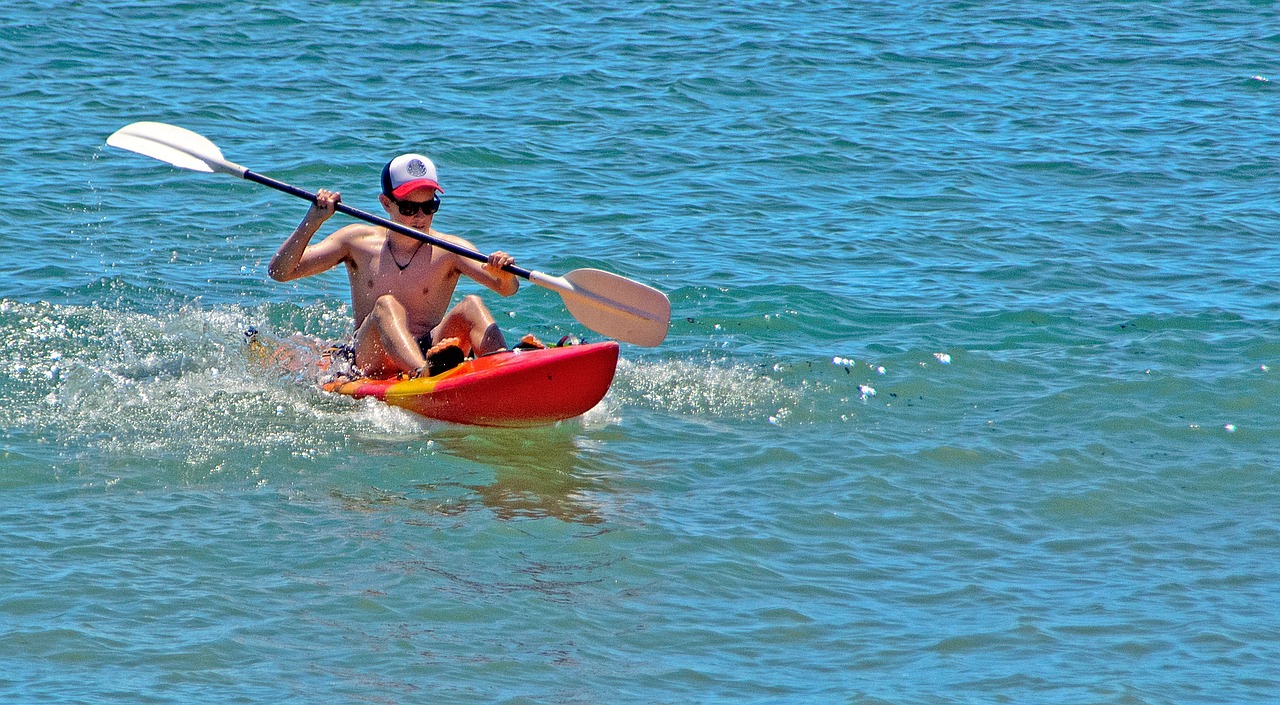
left=381, top=153, right=444, bottom=199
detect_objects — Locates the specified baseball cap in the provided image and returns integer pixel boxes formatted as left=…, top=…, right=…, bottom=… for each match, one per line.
left=381, top=153, right=444, bottom=199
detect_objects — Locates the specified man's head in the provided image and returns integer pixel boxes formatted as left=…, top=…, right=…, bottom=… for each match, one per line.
left=380, top=153, right=443, bottom=222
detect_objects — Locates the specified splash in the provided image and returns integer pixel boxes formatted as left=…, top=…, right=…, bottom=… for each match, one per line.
left=613, top=356, right=802, bottom=420
left=1, top=299, right=432, bottom=472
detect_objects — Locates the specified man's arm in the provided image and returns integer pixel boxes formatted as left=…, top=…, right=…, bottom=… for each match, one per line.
left=457, top=248, right=520, bottom=297
left=268, top=189, right=349, bottom=282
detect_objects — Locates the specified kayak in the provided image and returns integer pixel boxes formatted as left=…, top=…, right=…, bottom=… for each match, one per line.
left=320, top=341, right=619, bottom=427
left=247, top=327, right=619, bottom=426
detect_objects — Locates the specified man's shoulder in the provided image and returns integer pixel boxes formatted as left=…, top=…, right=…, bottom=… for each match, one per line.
left=332, top=222, right=380, bottom=238
left=325, top=222, right=381, bottom=248
left=430, top=230, right=476, bottom=252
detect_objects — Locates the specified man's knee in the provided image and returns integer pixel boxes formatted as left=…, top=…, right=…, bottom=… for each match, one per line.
left=371, top=294, right=405, bottom=321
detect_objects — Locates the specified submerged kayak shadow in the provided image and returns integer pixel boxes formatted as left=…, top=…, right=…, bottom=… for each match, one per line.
left=425, top=427, right=613, bottom=526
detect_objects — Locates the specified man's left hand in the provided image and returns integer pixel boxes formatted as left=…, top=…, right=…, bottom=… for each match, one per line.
left=485, top=251, right=515, bottom=273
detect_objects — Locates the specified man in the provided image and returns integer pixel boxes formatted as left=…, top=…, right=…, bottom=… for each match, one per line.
left=268, top=153, right=522, bottom=378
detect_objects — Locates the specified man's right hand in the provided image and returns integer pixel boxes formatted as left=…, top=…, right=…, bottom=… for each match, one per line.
left=309, top=189, right=340, bottom=223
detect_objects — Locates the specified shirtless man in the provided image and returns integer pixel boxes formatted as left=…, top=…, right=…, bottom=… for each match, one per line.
left=268, top=153, right=519, bottom=377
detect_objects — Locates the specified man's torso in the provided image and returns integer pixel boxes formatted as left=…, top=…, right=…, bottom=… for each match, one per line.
left=341, top=226, right=464, bottom=338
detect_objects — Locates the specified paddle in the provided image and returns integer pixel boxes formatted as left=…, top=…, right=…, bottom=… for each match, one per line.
left=106, top=121, right=670, bottom=347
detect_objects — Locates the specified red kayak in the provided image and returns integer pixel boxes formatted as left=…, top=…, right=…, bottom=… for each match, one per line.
left=320, top=341, right=619, bottom=427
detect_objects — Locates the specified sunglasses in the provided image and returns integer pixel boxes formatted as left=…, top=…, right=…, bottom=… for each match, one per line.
left=394, top=195, right=440, bottom=216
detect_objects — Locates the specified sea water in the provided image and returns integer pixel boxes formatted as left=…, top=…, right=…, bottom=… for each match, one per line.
left=2, top=1, right=1278, bottom=702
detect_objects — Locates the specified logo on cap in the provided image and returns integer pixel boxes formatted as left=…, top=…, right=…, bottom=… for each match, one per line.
left=406, top=159, right=428, bottom=177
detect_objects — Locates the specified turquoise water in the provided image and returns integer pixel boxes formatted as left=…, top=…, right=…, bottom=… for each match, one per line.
left=3, top=1, right=1280, bottom=702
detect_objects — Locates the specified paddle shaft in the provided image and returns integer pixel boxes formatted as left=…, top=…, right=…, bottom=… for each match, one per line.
left=243, top=170, right=535, bottom=279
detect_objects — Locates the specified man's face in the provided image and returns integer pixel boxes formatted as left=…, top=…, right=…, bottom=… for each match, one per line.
left=383, top=186, right=439, bottom=226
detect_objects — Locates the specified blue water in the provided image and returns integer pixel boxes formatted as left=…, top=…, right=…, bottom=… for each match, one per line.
left=3, top=1, right=1280, bottom=702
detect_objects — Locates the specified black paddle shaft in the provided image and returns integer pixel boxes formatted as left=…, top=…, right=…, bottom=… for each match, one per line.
left=243, top=169, right=535, bottom=279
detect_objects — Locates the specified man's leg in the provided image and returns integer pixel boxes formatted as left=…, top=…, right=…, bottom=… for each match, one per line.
left=353, top=295, right=427, bottom=376
left=431, top=294, right=507, bottom=356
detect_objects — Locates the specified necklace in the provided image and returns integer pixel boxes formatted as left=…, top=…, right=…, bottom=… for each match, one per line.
left=389, top=240, right=424, bottom=271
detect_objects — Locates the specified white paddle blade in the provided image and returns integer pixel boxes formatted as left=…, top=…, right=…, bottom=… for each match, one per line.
left=106, top=122, right=244, bottom=176
left=532, top=268, right=671, bottom=347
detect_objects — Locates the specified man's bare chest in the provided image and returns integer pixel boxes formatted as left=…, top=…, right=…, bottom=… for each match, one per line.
left=347, top=240, right=458, bottom=312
